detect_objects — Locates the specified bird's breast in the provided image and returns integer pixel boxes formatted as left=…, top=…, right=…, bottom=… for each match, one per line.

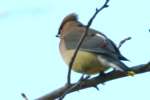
left=60, top=48, right=109, bottom=74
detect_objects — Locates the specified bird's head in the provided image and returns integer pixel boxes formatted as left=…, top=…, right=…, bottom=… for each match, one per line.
left=56, top=13, right=78, bottom=38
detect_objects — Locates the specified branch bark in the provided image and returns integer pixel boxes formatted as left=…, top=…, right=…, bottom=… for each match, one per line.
left=36, top=62, right=150, bottom=100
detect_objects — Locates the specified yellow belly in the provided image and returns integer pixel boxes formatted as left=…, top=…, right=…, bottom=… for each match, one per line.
left=62, top=50, right=109, bottom=75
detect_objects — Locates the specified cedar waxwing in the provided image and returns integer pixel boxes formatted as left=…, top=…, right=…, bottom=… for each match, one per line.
left=57, top=13, right=135, bottom=76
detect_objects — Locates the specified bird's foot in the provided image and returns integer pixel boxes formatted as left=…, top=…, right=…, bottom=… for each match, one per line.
left=97, top=72, right=106, bottom=85
left=98, top=72, right=106, bottom=78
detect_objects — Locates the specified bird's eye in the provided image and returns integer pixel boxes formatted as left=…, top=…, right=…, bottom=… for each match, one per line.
left=90, top=33, right=95, bottom=37
left=78, top=23, right=84, bottom=27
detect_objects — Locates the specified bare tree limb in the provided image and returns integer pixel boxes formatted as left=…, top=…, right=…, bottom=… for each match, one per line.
left=67, top=0, right=110, bottom=84
left=36, top=62, right=150, bottom=100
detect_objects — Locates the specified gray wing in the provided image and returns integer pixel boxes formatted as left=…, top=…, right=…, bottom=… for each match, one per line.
left=63, top=24, right=128, bottom=61
left=80, top=31, right=128, bottom=61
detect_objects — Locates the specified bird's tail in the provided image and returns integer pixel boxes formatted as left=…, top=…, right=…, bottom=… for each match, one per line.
left=119, top=55, right=129, bottom=61
left=110, top=60, right=135, bottom=76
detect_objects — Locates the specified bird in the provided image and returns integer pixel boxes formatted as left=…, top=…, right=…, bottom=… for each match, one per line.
left=57, top=13, right=135, bottom=76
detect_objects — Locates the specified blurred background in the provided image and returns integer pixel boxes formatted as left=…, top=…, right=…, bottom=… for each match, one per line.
left=0, top=0, right=150, bottom=100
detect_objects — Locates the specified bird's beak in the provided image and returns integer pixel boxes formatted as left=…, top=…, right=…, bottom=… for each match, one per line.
left=56, top=31, right=61, bottom=38
left=56, top=34, right=60, bottom=38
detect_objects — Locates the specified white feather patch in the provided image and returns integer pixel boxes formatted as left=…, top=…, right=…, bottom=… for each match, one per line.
left=97, top=55, right=123, bottom=71
left=95, top=33, right=106, bottom=40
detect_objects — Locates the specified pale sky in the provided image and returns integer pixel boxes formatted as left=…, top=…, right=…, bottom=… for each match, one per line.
left=0, top=0, right=150, bottom=100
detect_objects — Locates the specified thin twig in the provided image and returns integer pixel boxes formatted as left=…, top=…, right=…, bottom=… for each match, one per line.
left=67, top=0, right=110, bottom=85
left=118, top=37, right=131, bottom=49
left=21, top=93, right=29, bottom=100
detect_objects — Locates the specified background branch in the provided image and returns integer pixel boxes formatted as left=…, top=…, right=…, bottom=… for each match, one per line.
left=36, top=62, right=150, bottom=100
left=21, top=93, right=29, bottom=100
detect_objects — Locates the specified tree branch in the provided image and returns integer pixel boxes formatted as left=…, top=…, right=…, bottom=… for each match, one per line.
left=36, top=62, right=150, bottom=100
left=67, top=0, right=110, bottom=84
